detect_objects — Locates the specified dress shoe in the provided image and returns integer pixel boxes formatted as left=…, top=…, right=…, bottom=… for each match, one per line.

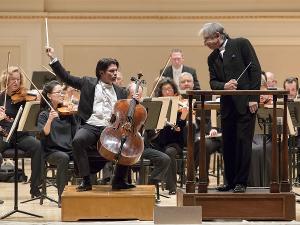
left=216, top=184, right=233, bottom=192
left=168, top=190, right=176, bottom=195
left=233, top=184, right=246, bottom=193
left=112, top=182, right=136, bottom=190
left=30, top=188, right=41, bottom=198
left=76, top=182, right=92, bottom=192
left=0, top=199, right=4, bottom=204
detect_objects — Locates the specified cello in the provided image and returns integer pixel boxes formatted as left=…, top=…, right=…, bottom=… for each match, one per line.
left=99, top=73, right=147, bottom=165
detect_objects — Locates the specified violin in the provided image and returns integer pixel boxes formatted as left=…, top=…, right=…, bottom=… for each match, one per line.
left=11, top=87, right=37, bottom=104
left=57, top=106, right=77, bottom=116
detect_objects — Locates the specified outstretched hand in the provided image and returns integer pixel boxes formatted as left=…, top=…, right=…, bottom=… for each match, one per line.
left=45, top=46, right=55, bottom=60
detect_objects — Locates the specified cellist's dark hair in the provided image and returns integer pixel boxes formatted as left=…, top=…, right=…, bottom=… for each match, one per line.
left=95, top=58, right=119, bottom=80
left=40, top=80, right=61, bottom=111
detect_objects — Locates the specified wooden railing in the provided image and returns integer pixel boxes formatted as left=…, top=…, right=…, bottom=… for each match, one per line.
left=185, top=90, right=290, bottom=193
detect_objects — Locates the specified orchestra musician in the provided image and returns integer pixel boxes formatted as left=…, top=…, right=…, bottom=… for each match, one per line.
left=200, top=22, right=261, bottom=193
left=248, top=73, right=272, bottom=187
left=283, top=76, right=299, bottom=100
left=126, top=82, right=171, bottom=186
left=151, top=77, right=188, bottom=195
left=178, top=72, right=222, bottom=182
left=46, top=47, right=133, bottom=191
left=37, top=80, right=78, bottom=207
left=160, top=49, right=200, bottom=90
left=0, top=66, right=42, bottom=198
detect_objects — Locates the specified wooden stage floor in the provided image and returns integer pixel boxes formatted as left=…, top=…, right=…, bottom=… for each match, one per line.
left=1, top=159, right=300, bottom=224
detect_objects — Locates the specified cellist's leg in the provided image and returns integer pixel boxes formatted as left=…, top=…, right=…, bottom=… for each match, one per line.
left=112, top=165, right=135, bottom=190
left=73, top=125, right=100, bottom=191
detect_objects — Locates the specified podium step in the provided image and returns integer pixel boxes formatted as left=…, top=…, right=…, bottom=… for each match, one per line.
left=177, top=188, right=296, bottom=221
left=61, top=185, right=155, bottom=221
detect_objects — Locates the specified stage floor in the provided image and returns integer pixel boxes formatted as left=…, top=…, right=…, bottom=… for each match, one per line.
left=1, top=159, right=300, bottom=224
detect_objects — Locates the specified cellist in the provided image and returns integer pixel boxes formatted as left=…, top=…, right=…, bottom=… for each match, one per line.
left=45, top=47, right=134, bottom=191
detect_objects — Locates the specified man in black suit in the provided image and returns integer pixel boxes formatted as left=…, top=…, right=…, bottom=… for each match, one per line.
left=160, top=49, right=200, bottom=90
left=200, top=22, right=261, bottom=193
left=46, top=47, right=133, bottom=192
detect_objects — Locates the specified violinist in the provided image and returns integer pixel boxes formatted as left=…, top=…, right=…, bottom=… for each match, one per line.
left=151, top=77, right=188, bottom=195
left=37, top=80, right=77, bottom=207
left=46, top=46, right=132, bottom=191
left=0, top=66, right=42, bottom=198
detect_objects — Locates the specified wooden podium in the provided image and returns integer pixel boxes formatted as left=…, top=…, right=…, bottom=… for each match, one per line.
left=61, top=185, right=155, bottom=221
left=178, top=90, right=296, bottom=220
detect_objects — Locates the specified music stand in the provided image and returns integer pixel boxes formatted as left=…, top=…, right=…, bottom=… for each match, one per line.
left=19, top=101, right=58, bottom=205
left=255, top=105, right=294, bottom=188
left=141, top=98, right=176, bottom=201
left=30, top=71, right=56, bottom=90
left=1, top=102, right=42, bottom=219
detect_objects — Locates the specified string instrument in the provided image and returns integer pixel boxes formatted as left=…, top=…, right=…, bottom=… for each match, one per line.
left=11, top=87, right=37, bottom=104
left=99, top=73, right=147, bottom=165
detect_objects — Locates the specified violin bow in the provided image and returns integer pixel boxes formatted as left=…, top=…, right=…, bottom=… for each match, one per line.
left=3, top=51, right=11, bottom=108
left=17, top=66, right=55, bottom=112
left=149, top=55, right=171, bottom=98
left=41, top=65, right=56, bottom=77
left=45, top=17, right=49, bottom=48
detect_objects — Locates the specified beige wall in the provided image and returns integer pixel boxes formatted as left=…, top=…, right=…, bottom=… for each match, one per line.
left=0, top=0, right=300, bottom=92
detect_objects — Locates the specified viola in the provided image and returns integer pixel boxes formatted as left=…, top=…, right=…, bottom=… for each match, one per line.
left=11, top=87, right=37, bottom=103
left=99, top=73, right=147, bottom=165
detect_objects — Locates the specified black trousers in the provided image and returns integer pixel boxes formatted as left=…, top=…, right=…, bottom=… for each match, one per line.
left=221, top=109, right=256, bottom=186
left=72, top=123, right=129, bottom=183
left=142, top=147, right=170, bottom=183
left=0, top=134, right=42, bottom=192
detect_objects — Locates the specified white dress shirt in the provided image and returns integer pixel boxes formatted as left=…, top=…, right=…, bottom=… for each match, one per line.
left=86, top=81, right=117, bottom=127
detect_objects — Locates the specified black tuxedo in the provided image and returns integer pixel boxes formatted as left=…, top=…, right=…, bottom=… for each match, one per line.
left=207, top=38, right=261, bottom=187
left=50, top=60, right=129, bottom=183
left=160, top=65, right=200, bottom=90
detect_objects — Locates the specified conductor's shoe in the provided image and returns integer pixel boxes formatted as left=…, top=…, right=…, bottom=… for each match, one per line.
left=112, top=182, right=136, bottom=190
left=233, top=184, right=246, bottom=193
left=216, top=184, right=233, bottom=192
left=76, top=182, right=92, bottom=192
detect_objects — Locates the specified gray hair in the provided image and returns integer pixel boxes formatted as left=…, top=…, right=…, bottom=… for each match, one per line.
left=179, top=72, right=193, bottom=82
left=199, top=22, right=228, bottom=40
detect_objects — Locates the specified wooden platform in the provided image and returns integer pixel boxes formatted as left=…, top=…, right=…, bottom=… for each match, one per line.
left=177, top=188, right=296, bottom=221
left=61, top=185, right=155, bottom=221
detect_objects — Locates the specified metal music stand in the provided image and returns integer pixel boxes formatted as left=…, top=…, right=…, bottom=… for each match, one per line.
left=19, top=101, right=58, bottom=205
left=1, top=102, right=42, bottom=219
left=255, top=105, right=294, bottom=188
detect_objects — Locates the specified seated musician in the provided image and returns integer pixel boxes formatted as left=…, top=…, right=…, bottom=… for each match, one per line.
left=283, top=76, right=298, bottom=100
left=126, top=82, right=171, bottom=186
left=150, top=77, right=187, bottom=195
left=248, top=72, right=272, bottom=187
left=46, top=47, right=133, bottom=191
left=0, top=66, right=42, bottom=198
left=37, top=80, right=78, bottom=207
left=178, top=72, right=222, bottom=182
